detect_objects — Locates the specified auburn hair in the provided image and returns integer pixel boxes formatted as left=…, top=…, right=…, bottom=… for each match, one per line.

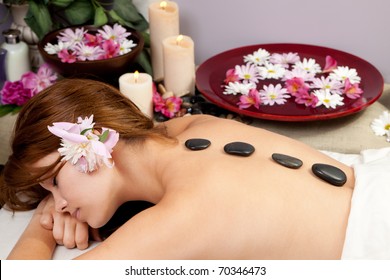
left=0, top=78, right=171, bottom=211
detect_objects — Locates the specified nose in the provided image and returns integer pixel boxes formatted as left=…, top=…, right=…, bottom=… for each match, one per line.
left=52, top=192, right=68, bottom=212
left=55, top=199, right=68, bottom=212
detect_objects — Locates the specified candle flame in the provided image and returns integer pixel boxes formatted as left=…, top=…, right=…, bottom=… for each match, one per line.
left=160, top=1, right=167, bottom=10
left=134, top=71, right=139, bottom=83
left=176, top=35, right=184, bottom=45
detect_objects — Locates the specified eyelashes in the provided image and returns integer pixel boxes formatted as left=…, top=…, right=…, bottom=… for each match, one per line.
left=53, top=176, right=58, bottom=187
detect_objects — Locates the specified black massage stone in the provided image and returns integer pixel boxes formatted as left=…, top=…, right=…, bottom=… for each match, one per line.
left=224, top=142, right=255, bottom=157
left=312, top=163, right=347, bottom=187
left=272, top=153, right=303, bottom=169
left=185, top=138, right=211, bottom=151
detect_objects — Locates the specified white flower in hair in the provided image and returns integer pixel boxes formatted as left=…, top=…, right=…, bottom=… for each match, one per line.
left=48, top=115, right=119, bottom=173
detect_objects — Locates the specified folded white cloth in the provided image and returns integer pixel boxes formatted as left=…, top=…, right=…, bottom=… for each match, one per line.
left=341, top=147, right=390, bottom=259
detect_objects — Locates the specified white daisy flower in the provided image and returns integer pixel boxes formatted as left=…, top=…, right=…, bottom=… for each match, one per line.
left=259, top=83, right=290, bottom=105
left=370, top=111, right=390, bottom=137
left=293, top=58, right=321, bottom=74
left=44, top=41, right=72, bottom=54
left=223, top=82, right=256, bottom=95
left=310, top=76, right=343, bottom=94
left=283, top=67, right=315, bottom=82
left=235, top=63, right=261, bottom=83
left=119, top=39, right=137, bottom=55
left=243, top=48, right=270, bottom=66
left=329, top=66, right=361, bottom=84
left=257, top=62, right=286, bottom=79
left=269, top=52, right=300, bottom=68
left=313, top=89, right=344, bottom=109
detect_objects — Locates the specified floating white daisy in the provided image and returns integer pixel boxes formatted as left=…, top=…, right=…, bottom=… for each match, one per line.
left=257, top=62, right=286, bottom=79
left=293, top=58, right=321, bottom=74
left=329, top=66, right=361, bottom=84
left=243, top=48, right=270, bottom=66
left=313, top=89, right=344, bottom=109
left=223, top=81, right=256, bottom=95
left=371, top=111, right=390, bottom=142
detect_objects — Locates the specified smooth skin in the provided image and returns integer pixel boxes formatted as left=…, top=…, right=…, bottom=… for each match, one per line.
left=7, top=115, right=354, bottom=259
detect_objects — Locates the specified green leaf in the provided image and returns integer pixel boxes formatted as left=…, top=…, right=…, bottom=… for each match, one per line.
left=80, top=128, right=92, bottom=135
left=25, top=1, right=53, bottom=39
left=136, top=50, right=152, bottom=76
left=99, top=130, right=109, bottom=143
left=64, top=0, right=94, bottom=25
left=107, top=10, right=125, bottom=25
left=0, top=105, right=21, bottom=117
left=112, top=0, right=149, bottom=31
left=141, top=31, right=150, bottom=48
left=94, top=6, right=108, bottom=26
left=50, top=0, right=75, bottom=8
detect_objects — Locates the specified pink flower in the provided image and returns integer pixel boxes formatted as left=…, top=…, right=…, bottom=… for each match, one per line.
left=48, top=115, right=119, bottom=173
left=343, top=78, right=363, bottom=99
left=224, top=68, right=239, bottom=84
left=84, top=33, right=103, bottom=47
left=58, top=49, right=77, bottom=63
left=285, top=77, right=309, bottom=96
left=323, top=55, right=337, bottom=73
left=0, top=80, right=33, bottom=106
left=98, top=39, right=120, bottom=59
left=153, top=85, right=182, bottom=118
left=21, top=64, right=57, bottom=94
left=294, top=90, right=319, bottom=108
left=237, top=88, right=261, bottom=109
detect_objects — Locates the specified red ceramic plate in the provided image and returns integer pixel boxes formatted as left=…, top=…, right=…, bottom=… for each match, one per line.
left=196, top=43, right=384, bottom=121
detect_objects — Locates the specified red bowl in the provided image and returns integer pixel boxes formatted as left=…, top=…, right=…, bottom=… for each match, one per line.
left=37, top=24, right=144, bottom=80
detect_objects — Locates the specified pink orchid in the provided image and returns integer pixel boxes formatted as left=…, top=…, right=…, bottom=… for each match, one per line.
left=58, top=49, right=77, bottom=63
left=21, top=64, right=57, bottom=94
left=99, top=39, right=120, bottom=59
left=0, top=80, right=33, bottom=106
left=323, top=55, right=337, bottom=73
left=47, top=115, right=119, bottom=173
left=224, top=68, right=240, bottom=84
left=343, top=78, right=363, bottom=99
left=84, top=33, right=103, bottom=47
left=294, top=90, right=319, bottom=108
left=237, top=88, right=261, bottom=109
left=285, top=77, right=309, bottom=96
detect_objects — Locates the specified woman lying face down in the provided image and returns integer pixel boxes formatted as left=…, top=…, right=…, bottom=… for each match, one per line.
left=0, top=78, right=356, bottom=259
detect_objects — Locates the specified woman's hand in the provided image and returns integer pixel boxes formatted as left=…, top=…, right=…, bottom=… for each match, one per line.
left=39, top=195, right=99, bottom=250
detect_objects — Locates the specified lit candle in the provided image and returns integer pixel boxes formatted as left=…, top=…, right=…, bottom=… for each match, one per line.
left=162, top=34, right=195, bottom=97
left=148, top=0, right=179, bottom=82
left=119, top=71, right=154, bottom=118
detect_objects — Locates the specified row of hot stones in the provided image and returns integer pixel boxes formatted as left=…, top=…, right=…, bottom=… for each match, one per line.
left=184, top=138, right=347, bottom=187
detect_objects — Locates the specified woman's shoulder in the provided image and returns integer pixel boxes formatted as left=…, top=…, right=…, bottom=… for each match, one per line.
left=163, top=115, right=221, bottom=136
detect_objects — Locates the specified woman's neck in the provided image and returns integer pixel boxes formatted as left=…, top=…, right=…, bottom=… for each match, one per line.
left=112, top=139, right=170, bottom=204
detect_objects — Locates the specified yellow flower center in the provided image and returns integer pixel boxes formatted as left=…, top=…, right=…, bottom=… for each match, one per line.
left=244, top=74, right=251, bottom=79
left=385, top=124, right=390, bottom=130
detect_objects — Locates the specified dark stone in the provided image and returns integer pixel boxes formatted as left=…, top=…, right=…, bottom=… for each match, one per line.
left=312, top=163, right=347, bottom=187
left=272, top=153, right=303, bottom=169
left=224, top=142, right=255, bottom=157
left=185, top=138, right=211, bottom=151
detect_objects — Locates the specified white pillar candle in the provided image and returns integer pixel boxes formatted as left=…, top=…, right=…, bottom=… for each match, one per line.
left=162, top=35, right=195, bottom=97
left=119, top=71, right=154, bottom=118
left=148, top=0, right=179, bottom=82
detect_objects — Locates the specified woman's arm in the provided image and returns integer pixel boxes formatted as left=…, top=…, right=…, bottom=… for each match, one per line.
left=7, top=197, right=56, bottom=259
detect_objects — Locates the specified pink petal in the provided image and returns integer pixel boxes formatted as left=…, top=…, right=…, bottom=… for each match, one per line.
left=91, top=140, right=111, bottom=158
left=323, top=55, right=337, bottom=73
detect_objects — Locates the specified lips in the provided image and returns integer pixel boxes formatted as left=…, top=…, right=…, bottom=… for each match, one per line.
left=72, top=208, right=80, bottom=220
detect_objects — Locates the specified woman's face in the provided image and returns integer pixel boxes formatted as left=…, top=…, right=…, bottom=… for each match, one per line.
left=36, top=152, right=120, bottom=228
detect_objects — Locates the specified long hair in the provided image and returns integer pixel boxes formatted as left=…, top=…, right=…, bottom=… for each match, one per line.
left=0, top=78, right=171, bottom=211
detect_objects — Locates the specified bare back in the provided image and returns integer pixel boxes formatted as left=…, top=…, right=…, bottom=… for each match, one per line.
left=78, top=115, right=354, bottom=260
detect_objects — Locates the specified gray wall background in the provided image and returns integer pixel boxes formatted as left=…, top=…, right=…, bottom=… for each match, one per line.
left=173, top=0, right=390, bottom=83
